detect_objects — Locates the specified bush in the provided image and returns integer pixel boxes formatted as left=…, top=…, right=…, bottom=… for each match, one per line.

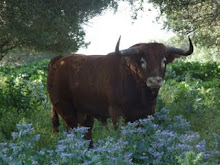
left=0, top=60, right=49, bottom=140
left=166, top=61, right=220, bottom=82
left=157, top=78, right=220, bottom=147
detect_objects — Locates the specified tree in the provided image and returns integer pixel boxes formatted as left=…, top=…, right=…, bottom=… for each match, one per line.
left=0, top=0, right=120, bottom=61
left=148, top=0, right=220, bottom=49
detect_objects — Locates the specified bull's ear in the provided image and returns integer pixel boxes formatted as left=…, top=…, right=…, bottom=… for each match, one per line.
left=166, top=37, right=193, bottom=64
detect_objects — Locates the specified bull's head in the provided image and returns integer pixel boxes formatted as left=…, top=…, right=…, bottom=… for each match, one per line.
left=115, top=36, right=193, bottom=89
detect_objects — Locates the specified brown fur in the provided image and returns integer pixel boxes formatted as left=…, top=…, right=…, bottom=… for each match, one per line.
left=47, top=42, right=192, bottom=143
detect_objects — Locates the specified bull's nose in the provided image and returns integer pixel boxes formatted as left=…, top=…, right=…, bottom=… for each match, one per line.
left=146, top=76, right=164, bottom=88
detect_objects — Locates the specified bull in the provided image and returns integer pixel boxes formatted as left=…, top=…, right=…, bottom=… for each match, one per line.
left=47, top=36, right=193, bottom=143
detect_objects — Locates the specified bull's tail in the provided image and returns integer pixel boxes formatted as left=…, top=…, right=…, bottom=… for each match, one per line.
left=47, top=55, right=63, bottom=104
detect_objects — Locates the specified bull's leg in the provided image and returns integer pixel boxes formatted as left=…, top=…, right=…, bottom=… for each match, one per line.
left=53, top=102, right=78, bottom=132
left=78, top=115, right=94, bottom=148
left=63, top=113, right=78, bottom=132
left=52, top=105, right=60, bottom=133
left=108, top=106, right=124, bottom=129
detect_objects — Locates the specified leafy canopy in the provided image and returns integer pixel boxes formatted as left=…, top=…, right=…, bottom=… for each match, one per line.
left=0, top=0, right=119, bottom=60
left=149, top=0, right=220, bottom=48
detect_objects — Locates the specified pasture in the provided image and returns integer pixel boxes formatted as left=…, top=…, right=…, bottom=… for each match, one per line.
left=0, top=60, right=219, bottom=164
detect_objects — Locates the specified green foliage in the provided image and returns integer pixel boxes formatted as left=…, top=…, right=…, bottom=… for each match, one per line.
left=157, top=61, right=220, bottom=147
left=165, top=61, right=220, bottom=81
left=177, top=151, right=204, bottom=165
left=0, top=60, right=49, bottom=140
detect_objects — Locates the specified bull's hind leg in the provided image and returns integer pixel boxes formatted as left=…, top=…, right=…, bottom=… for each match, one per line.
left=52, top=105, right=60, bottom=133
left=62, top=104, right=78, bottom=132
left=52, top=102, right=78, bottom=133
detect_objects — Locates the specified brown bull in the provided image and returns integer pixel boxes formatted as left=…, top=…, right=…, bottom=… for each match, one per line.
left=47, top=36, right=193, bottom=143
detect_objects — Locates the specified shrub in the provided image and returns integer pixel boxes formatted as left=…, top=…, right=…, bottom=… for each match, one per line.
left=157, top=78, right=220, bottom=147
left=0, top=64, right=49, bottom=141
left=166, top=61, right=220, bottom=82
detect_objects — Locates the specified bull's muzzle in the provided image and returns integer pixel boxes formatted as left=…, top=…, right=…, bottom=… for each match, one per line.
left=146, top=76, right=164, bottom=89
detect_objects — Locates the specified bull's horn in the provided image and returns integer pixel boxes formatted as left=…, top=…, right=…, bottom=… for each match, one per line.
left=115, top=36, right=139, bottom=56
left=120, top=47, right=139, bottom=55
left=167, top=37, right=193, bottom=56
left=115, top=36, right=121, bottom=56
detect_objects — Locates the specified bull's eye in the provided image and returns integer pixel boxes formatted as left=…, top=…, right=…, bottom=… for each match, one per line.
left=140, top=58, right=147, bottom=70
left=161, top=57, right=167, bottom=69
